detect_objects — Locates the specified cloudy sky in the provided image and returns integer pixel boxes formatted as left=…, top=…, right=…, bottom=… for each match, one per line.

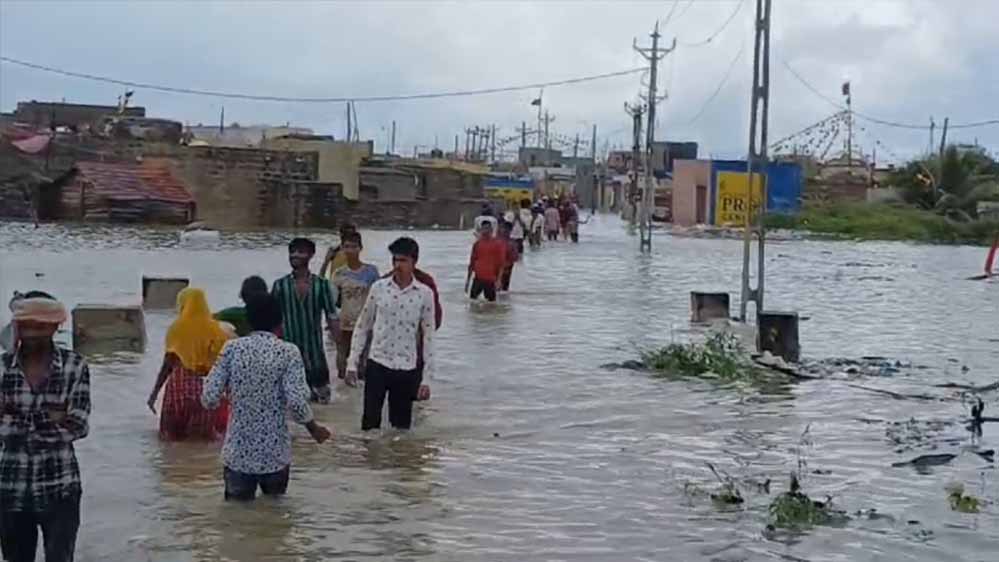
left=2, top=0, right=997, bottom=163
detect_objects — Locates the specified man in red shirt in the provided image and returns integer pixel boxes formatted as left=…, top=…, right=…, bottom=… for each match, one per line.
left=466, top=221, right=507, bottom=302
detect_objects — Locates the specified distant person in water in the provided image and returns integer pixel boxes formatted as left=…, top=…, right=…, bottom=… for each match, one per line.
left=544, top=200, right=561, bottom=242
left=330, top=231, right=379, bottom=381
left=346, top=237, right=436, bottom=430
left=148, top=288, right=232, bottom=441
left=504, top=199, right=532, bottom=256
left=474, top=203, right=498, bottom=240
left=272, top=238, right=339, bottom=404
left=529, top=203, right=545, bottom=249
left=0, top=291, right=90, bottom=562
left=497, top=221, right=520, bottom=292
left=466, top=221, right=507, bottom=302
left=214, top=276, right=269, bottom=337
left=319, top=222, right=358, bottom=280
left=562, top=199, right=580, bottom=243
left=202, top=294, right=332, bottom=501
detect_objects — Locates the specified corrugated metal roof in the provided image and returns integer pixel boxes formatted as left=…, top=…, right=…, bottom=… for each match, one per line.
left=76, top=161, right=193, bottom=204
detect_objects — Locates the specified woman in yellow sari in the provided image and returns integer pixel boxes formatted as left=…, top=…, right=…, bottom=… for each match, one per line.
left=147, top=288, right=232, bottom=440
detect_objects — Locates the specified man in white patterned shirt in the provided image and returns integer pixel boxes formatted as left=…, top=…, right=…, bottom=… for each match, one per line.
left=202, top=294, right=331, bottom=501
left=346, top=237, right=436, bottom=431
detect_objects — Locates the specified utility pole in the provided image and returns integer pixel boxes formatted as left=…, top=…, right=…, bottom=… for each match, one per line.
left=739, top=0, right=772, bottom=323
left=938, top=116, right=949, bottom=160
left=346, top=102, right=351, bottom=141
left=573, top=133, right=580, bottom=158
left=540, top=111, right=556, bottom=166
left=929, top=117, right=935, bottom=155
left=520, top=121, right=527, bottom=148
left=624, top=102, right=645, bottom=230
left=536, top=90, right=544, bottom=148
left=592, top=123, right=600, bottom=212
left=390, top=121, right=396, bottom=155
left=491, top=124, right=497, bottom=163
left=845, top=82, right=852, bottom=170
left=454, top=134, right=459, bottom=158
left=464, top=129, right=470, bottom=159
left=634, top=22, right=676, bottom=251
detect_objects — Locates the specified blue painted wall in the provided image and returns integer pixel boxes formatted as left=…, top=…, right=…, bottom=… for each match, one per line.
left=708, top=160, right=802, bottom=224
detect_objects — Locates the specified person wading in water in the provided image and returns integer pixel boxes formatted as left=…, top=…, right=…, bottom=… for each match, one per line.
left=0, top=292, right=91, bottom=562
left=272, top=238, right=339, bottom=404
left=346, top=237, right=436, bottom=430
left=148, top=288, right=232, bottom=441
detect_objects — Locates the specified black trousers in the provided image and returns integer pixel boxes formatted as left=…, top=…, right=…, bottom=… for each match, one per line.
left=363, top=361, right=420, bottom=430
left=469, top=279, right=497, bottom=302
left=224, top=465, right=290, bottom=501
left=0, top=492, right=80, bottom=562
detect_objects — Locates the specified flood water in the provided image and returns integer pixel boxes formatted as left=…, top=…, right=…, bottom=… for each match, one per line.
left=1, top=218, right=997, bottom=562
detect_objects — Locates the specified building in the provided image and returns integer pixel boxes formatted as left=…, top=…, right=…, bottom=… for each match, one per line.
left=188, top=124, right=315, bottom=148
left=518, top=146, right=563, bottom=167
left=260, top=136, right=373, bottom=200
left=60, top=161, right=195, bottom=224
left=14, top=101, right=145, bottom=130
left=650, top=141, right=698, bottom=177
left=671, top=159, right=803, bottom=227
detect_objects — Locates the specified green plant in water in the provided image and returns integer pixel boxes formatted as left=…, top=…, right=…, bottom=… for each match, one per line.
left=946, top=483, right=981, bottom=513
left=768, top=474, right=834, bottom=529
left=642, top=332, right=757, bottom=379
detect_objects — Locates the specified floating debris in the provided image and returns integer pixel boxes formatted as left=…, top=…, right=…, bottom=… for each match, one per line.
left=946, top=483, right=982, bottom=514
left=767, top=474, right=842, bottom=529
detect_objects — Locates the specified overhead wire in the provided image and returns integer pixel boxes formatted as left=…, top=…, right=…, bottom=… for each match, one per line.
left=684, top=39, right=746, bottom=125
left=780, top=58, right=999, bottom=130
left=0, top=56, right=646, bottom=103
left=678, top=0, right=745, bottom=47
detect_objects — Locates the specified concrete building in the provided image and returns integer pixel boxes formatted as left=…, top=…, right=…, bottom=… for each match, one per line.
left=188, top=124, right=314, bottom=148
left=651, top=141, right=698, bottom=178
left=671, top=159, right=803, bottom=227
left=14, top=101, right=145, bottom=130
left=518, top=146, right=563, bottom=167
left=261, top=136, right=373, bottom=200
left=672, top=160, right=712, bottom=226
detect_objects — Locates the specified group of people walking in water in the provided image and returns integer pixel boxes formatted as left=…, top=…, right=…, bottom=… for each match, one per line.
left=468, top=195, right=583, bottom=302
left=0, top=195, right=583, bottom=560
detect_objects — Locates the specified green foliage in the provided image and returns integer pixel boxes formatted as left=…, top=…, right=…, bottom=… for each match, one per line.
left=768, top=474, right=835, bottom=529
left=886, top=146, right=999, bottom=214
left=641, top=332, right=756, bottom=379
left=763, top=202, right=999, bottom=245
left=946, top=483, right=981, bottom=514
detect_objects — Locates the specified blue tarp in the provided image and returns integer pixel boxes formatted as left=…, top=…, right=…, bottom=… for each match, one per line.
left=485, top=177, right=535, bottom=189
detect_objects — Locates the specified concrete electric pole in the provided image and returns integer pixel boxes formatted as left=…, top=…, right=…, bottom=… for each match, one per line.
left=624, top=102, right=645, bottom=230
left=739, top=0, right=773, bottom=322
left=634, top=22, right=676, bottom=252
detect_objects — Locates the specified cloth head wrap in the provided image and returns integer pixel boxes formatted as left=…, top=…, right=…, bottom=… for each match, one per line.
left=11, top=297, right=68, bottom=325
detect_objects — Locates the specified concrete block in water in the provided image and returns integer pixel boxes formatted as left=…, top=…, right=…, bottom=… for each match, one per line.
left=142, top=277, right=189, bottom=309
left=690, top=292, right=730, bottom=322
left=72, top=305, right=146, bottom=353
left=758, top=311, right=800, bottom=363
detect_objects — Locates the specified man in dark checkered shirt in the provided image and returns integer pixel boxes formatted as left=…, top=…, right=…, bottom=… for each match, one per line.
left=0, top=291, right=91, bottom=562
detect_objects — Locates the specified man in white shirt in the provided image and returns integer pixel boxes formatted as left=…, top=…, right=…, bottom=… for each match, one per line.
left=503, top=199, right=533, bottom=255
left=346, top=237, right=436, bottom=431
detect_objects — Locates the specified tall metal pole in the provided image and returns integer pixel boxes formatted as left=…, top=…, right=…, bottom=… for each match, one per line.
left=491, top=124, right=497, bottom=163
left=739, top=0, right=772, bottom=322
left=346, top=102, right=351, bottom=142
left=390, top=120, right=396, bottom=155
left=634, top=22, right=676, bottom=251
left=625, top=103, right=645, bottom=229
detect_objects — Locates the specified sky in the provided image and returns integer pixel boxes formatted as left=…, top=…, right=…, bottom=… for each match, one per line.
left=1, top=0, right=997, bottom=164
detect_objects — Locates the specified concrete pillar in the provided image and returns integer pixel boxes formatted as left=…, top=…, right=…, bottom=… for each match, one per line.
left=72, top=305, right=146, bottom=353
left=758, top=311, right=800, bottom=363
left=690, top=292, right=730, bottom=322
left=142, top=277, right=189, bottom=309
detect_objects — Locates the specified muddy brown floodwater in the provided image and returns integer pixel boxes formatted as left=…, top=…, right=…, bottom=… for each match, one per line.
left=1, top=218, right=997, bottom=561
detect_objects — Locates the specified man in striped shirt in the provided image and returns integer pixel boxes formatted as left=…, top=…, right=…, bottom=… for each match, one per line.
left=272, top=238, right=339, bottom=404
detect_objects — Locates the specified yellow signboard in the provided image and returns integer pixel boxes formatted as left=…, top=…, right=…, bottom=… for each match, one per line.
left=715, top=171, right=763, bottom=226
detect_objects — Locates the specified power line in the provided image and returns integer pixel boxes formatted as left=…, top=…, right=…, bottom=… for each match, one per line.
left=685, top=40, right=746, bottom=125
left=662, top=0, right=682, bottom=28
left=678, top=0, right=745, bottom=48
left=675, top=0, right=697, bottom=22
left=0, top=56, right=645, bottom=104
left=780, top=58, right=999, bottom=130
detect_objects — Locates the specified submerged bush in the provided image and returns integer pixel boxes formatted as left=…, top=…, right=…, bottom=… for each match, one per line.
left=768, top=474, right=836, bottom=529
left=641, top=332, right=757, bottom=379
left=946, top=483, right=981, bottom=513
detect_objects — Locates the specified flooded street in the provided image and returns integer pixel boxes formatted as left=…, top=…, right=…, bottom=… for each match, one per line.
left=1, top=217, right=998, bottom=561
